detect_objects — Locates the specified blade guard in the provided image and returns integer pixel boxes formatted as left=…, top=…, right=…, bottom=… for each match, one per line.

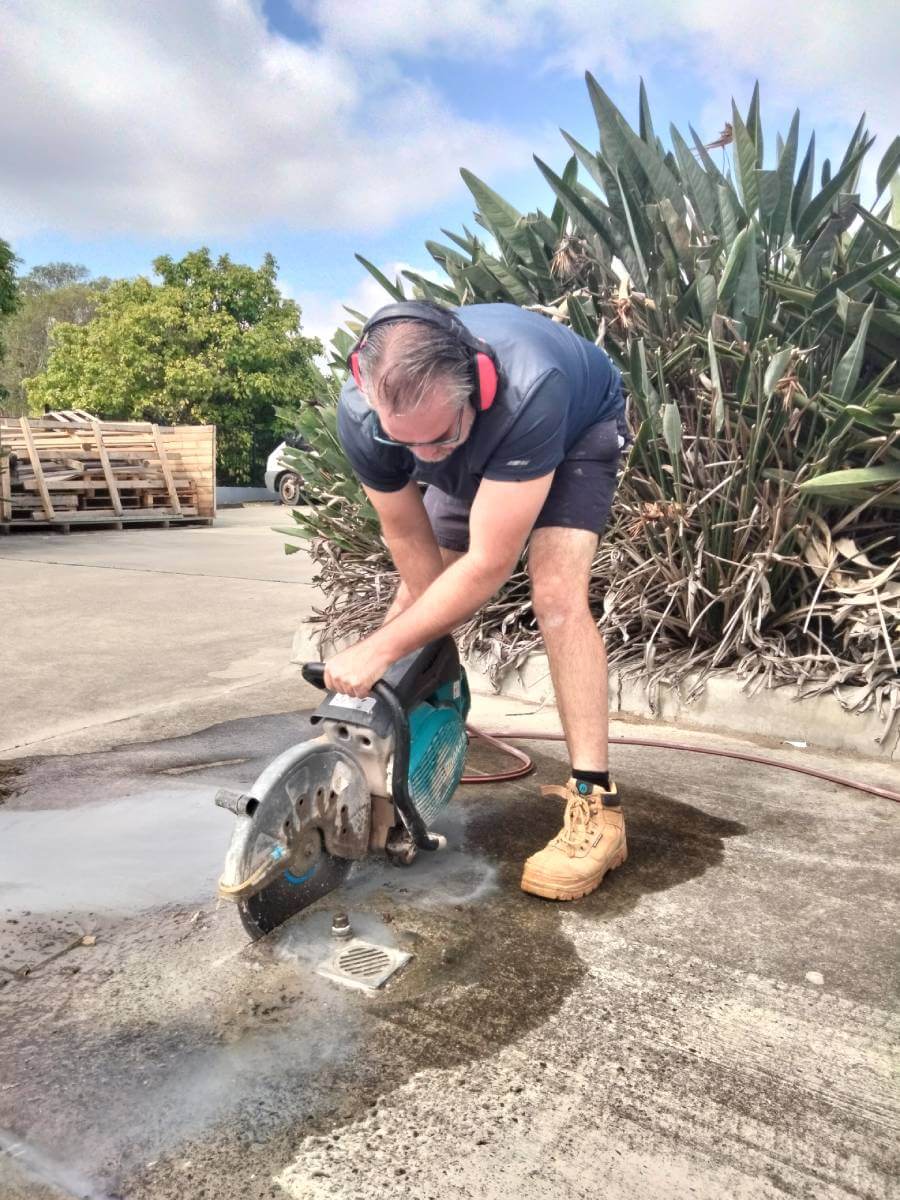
left=217, top=740, right=370, bottom=900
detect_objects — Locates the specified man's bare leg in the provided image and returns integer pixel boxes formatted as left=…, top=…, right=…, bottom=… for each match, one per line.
left=527, top=526, right=608, bottom=771
left=521, top=526, right=625, bottom=901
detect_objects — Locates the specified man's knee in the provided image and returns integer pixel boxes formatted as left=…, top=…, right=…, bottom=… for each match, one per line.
left=529, top=569, right=591, bottom=628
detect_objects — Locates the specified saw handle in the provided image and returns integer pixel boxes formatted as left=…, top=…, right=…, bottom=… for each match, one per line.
left=301, top=662, right=327, bottom=688
left=300, top=661, right=442, bottom=854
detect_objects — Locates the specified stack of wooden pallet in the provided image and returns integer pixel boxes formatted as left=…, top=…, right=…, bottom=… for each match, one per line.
left=0, top=415, right=216, bottom=531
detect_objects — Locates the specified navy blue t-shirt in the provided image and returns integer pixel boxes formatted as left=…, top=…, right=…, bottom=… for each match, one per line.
left=337, top=303, right=624, bottom=501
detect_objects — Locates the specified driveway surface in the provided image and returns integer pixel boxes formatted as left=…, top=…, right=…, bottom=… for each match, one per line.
left=0, top=507, right=897, bottom=1199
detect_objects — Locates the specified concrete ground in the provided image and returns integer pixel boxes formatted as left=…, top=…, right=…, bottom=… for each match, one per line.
left=0, top=506, right=897, bottom=1200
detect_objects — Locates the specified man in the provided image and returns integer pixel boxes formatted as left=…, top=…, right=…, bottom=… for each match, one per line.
left=327, top=300, right=627, bottom=901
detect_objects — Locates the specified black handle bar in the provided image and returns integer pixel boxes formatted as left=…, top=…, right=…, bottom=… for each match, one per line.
left=301, top=661, right=441, bottom=852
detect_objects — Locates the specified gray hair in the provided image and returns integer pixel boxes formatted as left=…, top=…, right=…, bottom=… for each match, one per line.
left=358, top=308, right=472, bottom=415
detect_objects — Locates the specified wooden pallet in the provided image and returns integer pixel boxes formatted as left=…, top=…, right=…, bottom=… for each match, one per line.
left=0, top=417, right=216, bottom=530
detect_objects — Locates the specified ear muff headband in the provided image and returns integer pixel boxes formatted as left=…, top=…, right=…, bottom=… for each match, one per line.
left=348, top=303, right=499, bottom=412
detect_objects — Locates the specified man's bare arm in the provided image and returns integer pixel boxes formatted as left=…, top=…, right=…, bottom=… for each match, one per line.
left=362, top=483, right=444, bottom=621
left=368, top=473, right=554, bottom=659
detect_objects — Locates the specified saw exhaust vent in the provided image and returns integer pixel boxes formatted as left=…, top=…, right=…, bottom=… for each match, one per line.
left=316, top=938, right=411, bottom=991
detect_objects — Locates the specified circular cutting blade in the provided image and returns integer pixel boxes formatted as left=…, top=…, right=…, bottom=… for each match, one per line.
left=223, top=740, right=370, bottom=939
left=238, top=832, right=352, bottom=938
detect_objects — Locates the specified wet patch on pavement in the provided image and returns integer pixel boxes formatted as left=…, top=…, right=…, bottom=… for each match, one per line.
left=0, top=762, right=23, bottom=805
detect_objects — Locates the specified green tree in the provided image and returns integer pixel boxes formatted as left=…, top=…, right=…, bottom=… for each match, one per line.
left=0, top=238, right=21, bottom=371
left=26, top=249, right=323, bottom=482
left=0, top=239, right=18, bottom=317
left=0, top=263, right=110, bottom=415
left=19, top=262, right=93, bottom=294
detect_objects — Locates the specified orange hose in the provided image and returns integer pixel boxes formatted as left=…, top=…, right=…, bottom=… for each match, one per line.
left=462, top=725, right=900, bottom=804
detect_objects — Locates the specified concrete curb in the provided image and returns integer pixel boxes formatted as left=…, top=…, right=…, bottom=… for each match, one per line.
left=291, top=626, right=900, bottom=763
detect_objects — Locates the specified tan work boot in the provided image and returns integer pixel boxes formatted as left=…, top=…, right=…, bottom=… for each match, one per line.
left=520, top=779, right=626, bottom=901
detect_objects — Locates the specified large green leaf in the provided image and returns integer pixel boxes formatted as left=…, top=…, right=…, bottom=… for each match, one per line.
left=733, top=223, right=760, bottom=320
left=629, top=336, right=660, bottom=419
left=610, top=108, right=687, bottom=219
left=460, top=169, right=530, bottom=256
left=755, top=170, right=781, bottom=223
left=718, top=225, right=752, bottom=304
left=876, top=135, right=900, bottom=198
left=550, top=155, right=578, bottom=233
left=763, top=347, right=793, bottom=397
left=791, top=132, right=816, bottom=233
left=745, top=81, right=764, bottom=168
left=707, top=329, right=725, bottom=431
left=698, top=273, right=718, bottom=323
left=614, top=166, right=650, bottom=286
left=671, top=124, right=718, bottom=234
left=851, top=205, right=900, bottom=254
left=584, top=73, right=644, bottom=192
left=771, top=110, right=800, bottom=240
left=639, top=78, right=656, bottom=145
left=567, top=293, right=597, bottom=341
left=561, top=130, right=612, bottom=197
left=832, top=302, right=874, bottom=402
left=662, top=401, right=683, bottom=454
left=794, top=140, right=874, bottom=242
left=717, top=184, right=740, bottom=254
left=658, top=197, right=693, bottom=266
left=731, top=103, right=760, bottom=215
left=798, top=195, right=858, bottom=282
left=812, top=249, right=900, bottom=311
left=797, top=463, right=900, bottom=502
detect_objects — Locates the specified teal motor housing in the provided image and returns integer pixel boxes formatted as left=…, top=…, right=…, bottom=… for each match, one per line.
left=406, top=670, right=471, bottom=827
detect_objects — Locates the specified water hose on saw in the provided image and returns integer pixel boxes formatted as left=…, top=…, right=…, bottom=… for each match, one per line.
left=462, top=725, right=900, bottom=805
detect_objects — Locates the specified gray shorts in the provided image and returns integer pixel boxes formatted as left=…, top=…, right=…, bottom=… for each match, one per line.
left=423, top=417, right=624, bottom=553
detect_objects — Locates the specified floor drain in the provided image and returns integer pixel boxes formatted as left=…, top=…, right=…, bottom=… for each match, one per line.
left=316, top=938, right=411, bottom=992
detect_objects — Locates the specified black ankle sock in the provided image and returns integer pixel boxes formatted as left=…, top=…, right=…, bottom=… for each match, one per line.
left=572, top=768, right=619, bottom=806
left=572, top=767, right=611, bottom=792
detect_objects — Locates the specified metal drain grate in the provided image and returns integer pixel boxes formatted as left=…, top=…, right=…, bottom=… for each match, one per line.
left=316, top=938, right=411, bottom=992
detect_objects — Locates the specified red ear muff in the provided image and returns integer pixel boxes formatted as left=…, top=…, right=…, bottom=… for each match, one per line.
left=349, top=348, right=363, bottom=389
left=474, top=351, right=498, bottom=411
left=348, top=330, right=369, bottom=390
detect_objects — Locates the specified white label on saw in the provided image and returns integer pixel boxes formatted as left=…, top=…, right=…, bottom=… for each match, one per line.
left=331, top=693, right=377, bottom=713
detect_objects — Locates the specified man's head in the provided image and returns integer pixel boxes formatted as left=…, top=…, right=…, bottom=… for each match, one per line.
left=356, top=305, right=477, bottom=462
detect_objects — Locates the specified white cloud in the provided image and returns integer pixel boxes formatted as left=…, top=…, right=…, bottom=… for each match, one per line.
left=3, top=0, right=896, bottom=244
left=306, top=0, right=899, bottom=153
left=0, top=0, right=530, bottom=238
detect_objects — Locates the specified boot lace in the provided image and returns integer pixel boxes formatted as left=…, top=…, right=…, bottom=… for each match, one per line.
left=541, top=784, right=596, bottom=857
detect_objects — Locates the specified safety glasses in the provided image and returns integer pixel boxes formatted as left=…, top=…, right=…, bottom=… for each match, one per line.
left=371, top=406, right=465, bottom=449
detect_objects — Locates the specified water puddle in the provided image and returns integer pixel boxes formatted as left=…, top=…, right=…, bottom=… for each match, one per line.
left=0, top=784, right=230, bottom=915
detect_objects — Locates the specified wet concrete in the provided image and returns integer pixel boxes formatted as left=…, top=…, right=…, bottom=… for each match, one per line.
left=0, top=762, right=22, bottom=805
left=0, top=713, right=898, bottom=1200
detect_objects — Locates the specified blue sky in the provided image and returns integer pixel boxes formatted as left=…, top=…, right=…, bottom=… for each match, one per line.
left=2, top=0, right=898, bottom=347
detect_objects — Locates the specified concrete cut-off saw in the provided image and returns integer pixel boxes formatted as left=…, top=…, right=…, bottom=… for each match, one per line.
left=215, top=637, right=471, bottom=939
